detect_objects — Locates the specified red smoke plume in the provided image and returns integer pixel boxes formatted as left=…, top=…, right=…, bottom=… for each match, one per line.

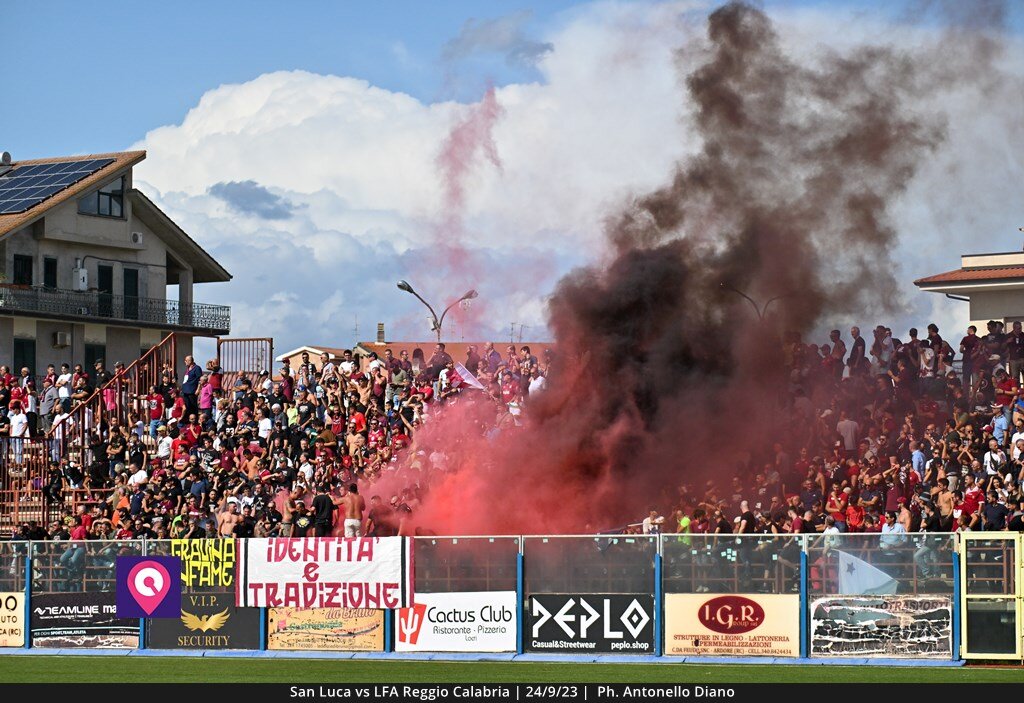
left=390, top=2, right=1001, bottom=534
left=401, top=86, right=504, bottom=341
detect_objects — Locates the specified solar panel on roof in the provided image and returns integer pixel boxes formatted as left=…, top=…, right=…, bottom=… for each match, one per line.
left=0, top=157, right=116, bottom=215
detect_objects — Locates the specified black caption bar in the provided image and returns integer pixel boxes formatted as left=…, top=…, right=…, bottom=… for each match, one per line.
left=1, top=685, right=1020, bottom=701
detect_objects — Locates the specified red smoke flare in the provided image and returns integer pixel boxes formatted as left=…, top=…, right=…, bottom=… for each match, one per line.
left=387, top=2, right=1004, bottom=534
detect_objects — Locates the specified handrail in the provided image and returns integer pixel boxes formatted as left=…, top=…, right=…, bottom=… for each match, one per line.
left=24, top=333, right=178, bottom=523
left=46, top=332, right=177, bottom=439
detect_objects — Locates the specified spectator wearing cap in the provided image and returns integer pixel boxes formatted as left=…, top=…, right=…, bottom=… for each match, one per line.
left=181, top=355, right=202, bottom=418
left=279, top=367, right=294, bottom=402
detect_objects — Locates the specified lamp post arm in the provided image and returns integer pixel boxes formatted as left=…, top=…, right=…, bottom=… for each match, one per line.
left=409, top=290, right=441, bottom=329
left=720, top=283, right=763, bottom=320
left=760, top=296, right=787, bottom=319
left=438, top=299, right=465, bottom=332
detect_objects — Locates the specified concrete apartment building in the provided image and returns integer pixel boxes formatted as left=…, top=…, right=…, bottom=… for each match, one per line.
left=0, top=150, right=230, bottom=372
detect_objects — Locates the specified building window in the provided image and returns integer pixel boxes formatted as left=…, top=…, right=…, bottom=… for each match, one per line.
left=13, top=338, right=36, bottom=375
left=84, top=344, right=106, bottom=371
left=12, top=255, right=32, bottom=286
left=43, top=257, right=57, bottom=289
left=78, top=176, right=124, bottom=218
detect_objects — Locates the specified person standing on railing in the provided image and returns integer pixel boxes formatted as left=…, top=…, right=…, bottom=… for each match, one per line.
left=23, top=379, right=38, bottom=439
left=198, top=374, right=214, bottom=416
left=8, top=401, right=28, bottom=466
left=137, top=384, right=165, bottom=438
left=39, top=376, right=59, bottom=434
left=94, top=359, right=115, bottom=413
left=55, top=363, right=73, bottom=413
left=181, top=355, right=201, bottom=419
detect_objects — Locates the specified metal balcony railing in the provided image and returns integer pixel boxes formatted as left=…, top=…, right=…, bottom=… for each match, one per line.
left=0, top=284, right=230, bottom=334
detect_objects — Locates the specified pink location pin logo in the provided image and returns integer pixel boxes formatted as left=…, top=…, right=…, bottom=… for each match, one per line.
left=127, top=560, right=172, bottom=615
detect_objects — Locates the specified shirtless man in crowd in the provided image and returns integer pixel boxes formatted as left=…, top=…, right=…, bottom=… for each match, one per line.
left=278, top=487, right=300, bottom=537
left=217, top=496, right=243, bottom=537
left=933, top=477, right=955, bottom=531
left=341, top=483, right=365, bottom=537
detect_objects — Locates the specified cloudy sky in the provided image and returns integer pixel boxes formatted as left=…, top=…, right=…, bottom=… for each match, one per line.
left=5, top=1, right=1023, bottom=357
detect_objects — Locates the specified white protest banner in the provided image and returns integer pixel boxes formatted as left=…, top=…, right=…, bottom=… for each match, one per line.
left=236, top=537, right=413, bottom=609
left=396, top=591, right=517, bottom=652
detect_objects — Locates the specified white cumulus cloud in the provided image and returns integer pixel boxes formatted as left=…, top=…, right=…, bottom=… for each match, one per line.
left=132, top=0, right=1024, bottom=360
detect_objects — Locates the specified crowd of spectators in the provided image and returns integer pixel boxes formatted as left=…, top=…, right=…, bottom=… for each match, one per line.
left=643, top=321, right=1024, bottom=541
left=6, top=342, right=551, bottom=544
left=6, top=319, right=1024, bottom=553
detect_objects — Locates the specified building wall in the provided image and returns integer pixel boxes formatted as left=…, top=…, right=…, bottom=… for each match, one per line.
left=175, top=334, right=194, bottom=376
left=0, top=317, right=173, bottom=373
left=3, top=168, right=169, bottom=302
left=105, top=327, right=141, bottom=367
left=0, top=317, right=12, bottom=364
left=34, top=320, right=77, bottom=370
left=968, top=290, right=1024, bottom=324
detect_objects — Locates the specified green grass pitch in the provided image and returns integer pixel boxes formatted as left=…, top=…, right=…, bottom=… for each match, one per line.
left=0, top=656, right=1020, bottom=683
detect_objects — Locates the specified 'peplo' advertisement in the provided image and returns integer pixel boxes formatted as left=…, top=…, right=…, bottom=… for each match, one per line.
left=396, top=591, right=517, bottom=652
left=527, top=594, right=654, bottom=654
left=664, top=594, right=799, bottom=657
left=146, top=539, right=260, bottom=650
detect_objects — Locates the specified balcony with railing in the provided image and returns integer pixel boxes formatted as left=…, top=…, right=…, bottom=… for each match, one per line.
left=0, top=284, right=230, bottom=335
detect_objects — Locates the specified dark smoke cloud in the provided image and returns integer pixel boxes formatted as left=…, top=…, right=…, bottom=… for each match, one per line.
left=408, top=2, right=1001, bottom=534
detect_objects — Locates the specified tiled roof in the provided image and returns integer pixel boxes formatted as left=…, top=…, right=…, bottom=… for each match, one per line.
left=354, top=341, right=554, bottom=365
left=0, top=151, right=146, bottom=237
left=914, top=265, right=1024, bottom=286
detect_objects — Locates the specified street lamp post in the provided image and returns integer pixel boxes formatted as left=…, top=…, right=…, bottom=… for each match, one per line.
left=397, top=280, right=478, bottom=343
left=719, top=283, right=787, bottom=321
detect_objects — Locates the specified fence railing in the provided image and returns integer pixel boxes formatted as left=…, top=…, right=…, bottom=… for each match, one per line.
left=0, top=533, right=1010, bottom=660
left=0, top=284, right=230, bottom=335
left=1, top=534, right=977, bottom=598
left=0, top=334, right=178, bottom=528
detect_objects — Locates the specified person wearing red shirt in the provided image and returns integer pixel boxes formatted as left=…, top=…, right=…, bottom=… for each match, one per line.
left=960, top=325, right=980, bottom=392
left=70, top=517, right=88, bottom=541
left=994, top=368, right=1018, bottom=406
left=367, top=420, right=386, bottom=449
left=349, top=410, right=366, bottom=434
left=8, top=384, right=24, bottom=409
left=208, top=359, right=223, bottom=391
left=845, top=501, right=866, bottom=532
left=825, top=485, right=849, bottom=531
left=168, top=389, right=186, bottom=427
left=961, top=475, right=985, bottom=517
left=139, top=384, right=165, bottom=437
left=500, top=372, right=519, bottom=404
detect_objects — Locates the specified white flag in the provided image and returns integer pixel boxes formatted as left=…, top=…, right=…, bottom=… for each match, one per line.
left=837, top=550, right=898, bottom=595
left=451, top=361, right=485, bottom=390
